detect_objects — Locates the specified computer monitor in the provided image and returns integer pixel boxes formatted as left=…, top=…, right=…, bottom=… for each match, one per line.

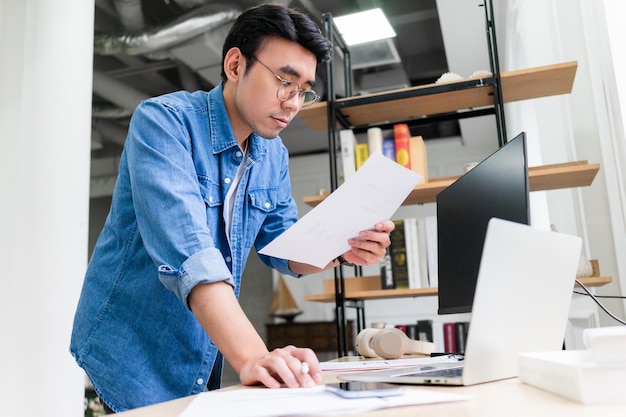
left=436, top=132, right=530, bottom=314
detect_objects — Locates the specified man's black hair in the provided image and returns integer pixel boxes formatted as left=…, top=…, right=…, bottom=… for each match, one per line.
left=220, top=3, right=332, bottom=82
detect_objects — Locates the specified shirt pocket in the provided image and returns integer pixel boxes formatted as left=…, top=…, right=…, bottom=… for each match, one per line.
left=246, top=187, right=277, bottom=241
left=198, top=177, right=223, bottom=208
left=198, top=177, right=223, bottom=232
left=248, top=187, right=276, bottom=213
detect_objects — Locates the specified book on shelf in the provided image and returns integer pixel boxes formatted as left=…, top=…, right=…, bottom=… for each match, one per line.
left=393, top=323, right=422, bottom=342
left=443, top=322, right=457, bottom=353
left=403, top=217, right=423, bottom=289
left=408, top=135, right=428, bottom=184
left=424, top=215, right=438, bottom=287
left=380, top=246, right=394, bottom=289
left=380, top=217, right=430, bottom=290
left=382, top=139, right=396, bottom=161
left=339, top=128, right=357, bottom=181
left=455, top=322, right=470, bottom=354
left=355, top=143, right=369, bottom=170
left=393, top=123, right=411, bottom=169
left=394, top=324, right=407, bottom=334
left=367, top=127, right=383, bottom=155
left=417, top=320, right=434, bottom=343
left=405, top=324, right=418, bottom=340
left=416, top=217, right=429, bottom=288
left=389, top=219, right=409, bottom=289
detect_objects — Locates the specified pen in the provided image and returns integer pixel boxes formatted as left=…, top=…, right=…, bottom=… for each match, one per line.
left=300, top=361, right=309, bottom=374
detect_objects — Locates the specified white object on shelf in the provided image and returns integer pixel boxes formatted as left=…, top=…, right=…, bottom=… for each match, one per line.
left=435, top=72, right=463, bottom=83
left=339, top=128, right=357, bottom=181
left=367, top=127, right=383, bottom=155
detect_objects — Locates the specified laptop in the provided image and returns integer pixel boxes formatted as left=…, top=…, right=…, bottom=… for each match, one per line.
left=339, top=217, right=582, bottom=386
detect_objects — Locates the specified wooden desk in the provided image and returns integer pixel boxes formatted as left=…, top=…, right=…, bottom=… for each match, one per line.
left=117, top=371, right=626, bottom=417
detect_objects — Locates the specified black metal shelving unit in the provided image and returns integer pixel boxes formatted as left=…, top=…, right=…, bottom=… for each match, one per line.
left=322, top=0, right=506, bottom=358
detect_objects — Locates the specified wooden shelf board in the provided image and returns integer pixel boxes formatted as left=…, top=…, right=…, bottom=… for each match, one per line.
left=298, top=61, right=578, bottom=131
left=304, top=287, right=439, bottom=303
left=305, top=276, right=612, bottom=303
left=304, top=160, right=599, bottom=207
left=576, top=276, right=613, bottom=288
left=528, top=161, right=599, bottom=191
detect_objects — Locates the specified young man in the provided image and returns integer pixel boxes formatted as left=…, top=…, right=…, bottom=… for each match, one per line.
left=71, top=4, right=394, bottom=412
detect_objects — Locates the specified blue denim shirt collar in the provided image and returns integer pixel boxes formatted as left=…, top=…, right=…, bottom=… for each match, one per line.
left=207, top=83, right=267, bottom=164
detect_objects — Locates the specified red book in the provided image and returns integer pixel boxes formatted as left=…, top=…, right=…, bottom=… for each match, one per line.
left=394, top=324, right=407, bottom=334
left=443, top=322, right=457, bottom=353
left=393, top=123, right=411, bottom=169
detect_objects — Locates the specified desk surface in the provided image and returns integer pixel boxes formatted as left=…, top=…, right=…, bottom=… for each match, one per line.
left=118, top=372, right=626, bottom=417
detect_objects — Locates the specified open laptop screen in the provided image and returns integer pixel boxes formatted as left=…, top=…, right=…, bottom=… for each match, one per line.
left=436, top=132, right=530, bottom=314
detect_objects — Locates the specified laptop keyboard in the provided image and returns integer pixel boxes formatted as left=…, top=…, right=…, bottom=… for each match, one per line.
left=396, top=366, right=464, bottom=378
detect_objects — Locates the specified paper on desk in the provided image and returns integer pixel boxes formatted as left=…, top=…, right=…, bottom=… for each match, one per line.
left=179, top=385, right=469, bottom=417
left=259, top=152, right=421, bottom=268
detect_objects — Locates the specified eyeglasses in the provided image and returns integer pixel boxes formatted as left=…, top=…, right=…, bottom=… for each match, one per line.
left=252, top=56, right=320, bottom=109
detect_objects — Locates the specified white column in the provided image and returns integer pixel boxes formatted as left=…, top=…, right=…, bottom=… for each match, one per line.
left=602, top=0, right=626, bottom=317
left=604, top=1, right=626, bottom=125
left=0, top=1, right=94, bottom=416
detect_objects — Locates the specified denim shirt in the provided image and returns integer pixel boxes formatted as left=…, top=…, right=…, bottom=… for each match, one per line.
left=70, top=84, right=299, bottom=412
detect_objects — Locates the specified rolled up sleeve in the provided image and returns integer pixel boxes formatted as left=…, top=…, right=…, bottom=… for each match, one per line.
left=158, top=247, right=235, bottom=309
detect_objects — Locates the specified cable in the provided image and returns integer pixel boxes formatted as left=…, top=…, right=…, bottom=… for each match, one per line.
left=574, top=279, right=626, bottom=326
left=573, top=291, right=626, bottom=299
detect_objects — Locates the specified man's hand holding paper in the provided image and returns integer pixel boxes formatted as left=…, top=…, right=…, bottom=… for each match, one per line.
left=259, top=152, right=422, bottom=268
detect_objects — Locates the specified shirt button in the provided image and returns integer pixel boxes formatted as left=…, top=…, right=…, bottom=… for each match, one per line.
left=224, top=178, right=231, bottom=184
left=196, top=378, right=204, bottom=385
left=235, top=151, right=243, bottom=158
left=225, top=256, right=232, bottom=263
left=264, top=202, right=271, bottom=208
left=209, top=196, right=213, bottom=203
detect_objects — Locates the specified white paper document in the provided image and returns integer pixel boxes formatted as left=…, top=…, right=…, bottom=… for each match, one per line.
left=179, top=385, right=469, bottom=417
left=259, top=152, right=421, bottom=268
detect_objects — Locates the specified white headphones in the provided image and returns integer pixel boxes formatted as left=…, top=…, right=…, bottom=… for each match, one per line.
left=355, top=327, right=435, bottom=359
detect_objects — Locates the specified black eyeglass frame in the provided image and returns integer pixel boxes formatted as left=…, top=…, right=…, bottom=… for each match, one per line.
left=251, top=56, right=320, bottom=109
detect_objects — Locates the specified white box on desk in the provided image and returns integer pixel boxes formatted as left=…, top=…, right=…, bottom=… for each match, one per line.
left=518, top=350, right=626, bottom=404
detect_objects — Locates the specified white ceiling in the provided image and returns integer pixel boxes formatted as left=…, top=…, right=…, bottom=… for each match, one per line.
left=91, top=0, right=496, bottom=196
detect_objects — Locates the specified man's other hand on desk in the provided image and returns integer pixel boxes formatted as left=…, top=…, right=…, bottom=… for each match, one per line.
left=239, top=345, right=322, bottom=389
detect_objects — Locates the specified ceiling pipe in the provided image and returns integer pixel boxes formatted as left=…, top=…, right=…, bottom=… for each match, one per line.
left=94, top=6, right=239, bottom=56
left=112, top=0, right=145, bottom=32
left=92, top=69, right=150, bottom=112
left=174, top=0, right=212, bottom=9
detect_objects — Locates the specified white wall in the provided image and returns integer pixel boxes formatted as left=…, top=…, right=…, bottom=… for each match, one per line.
left=0, top=1, right=94, bottom=416
left=497, top=0, right=626, bottom=327
left=598, top=0, right=626, bottom=320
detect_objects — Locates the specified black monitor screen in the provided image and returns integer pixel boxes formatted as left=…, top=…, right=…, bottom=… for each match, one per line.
left=436, top=132, right=530, bottom=314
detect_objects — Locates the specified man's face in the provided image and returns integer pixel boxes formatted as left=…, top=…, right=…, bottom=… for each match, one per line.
left=233, top=37, right=318, bottom=140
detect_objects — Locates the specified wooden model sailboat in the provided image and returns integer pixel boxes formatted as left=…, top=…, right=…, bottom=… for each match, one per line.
left=269, top=275, right=302, bottom=322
